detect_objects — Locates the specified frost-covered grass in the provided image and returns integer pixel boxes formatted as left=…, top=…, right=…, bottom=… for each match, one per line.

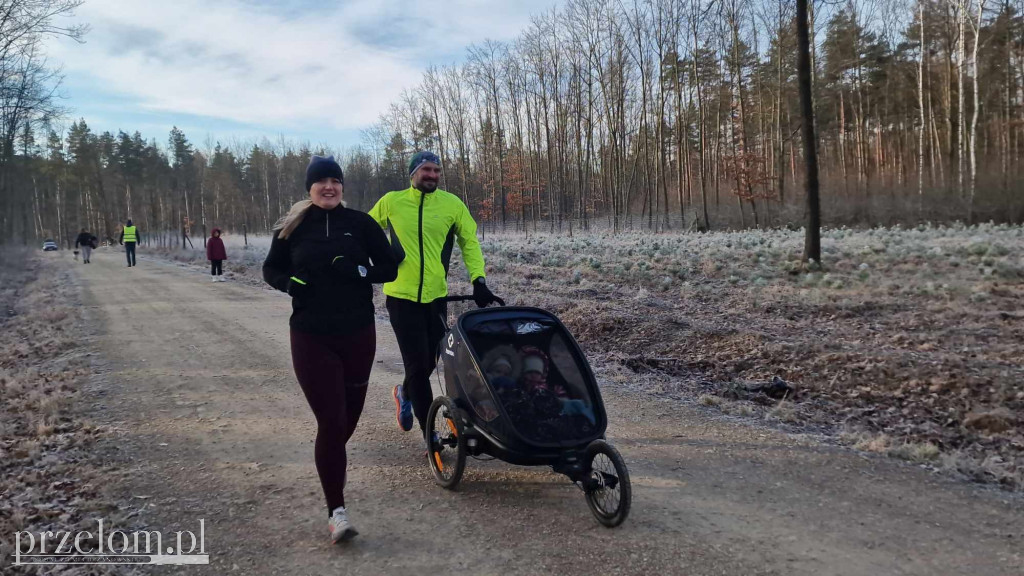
left=481, top=222, right=1023, bottom=300
left=148, top=223, right=1024, bottom=489
left=0, top=252, right=135, bottom=563
left=480, top=223, right=1024, bottom=490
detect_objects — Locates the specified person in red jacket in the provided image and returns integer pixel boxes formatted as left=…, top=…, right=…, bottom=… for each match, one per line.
left=207, top=228, right=227, bottom=282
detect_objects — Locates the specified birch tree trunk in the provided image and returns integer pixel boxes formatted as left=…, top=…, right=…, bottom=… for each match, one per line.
left=968, top=0, right=986, bottom=222
left=957, top=0, right=966, bottom=199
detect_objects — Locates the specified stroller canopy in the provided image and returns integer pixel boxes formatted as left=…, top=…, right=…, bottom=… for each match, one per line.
left=448, top=308, right=606, bottom=448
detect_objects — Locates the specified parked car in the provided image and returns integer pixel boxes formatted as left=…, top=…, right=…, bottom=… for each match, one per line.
left=42, top=239, right=58, bottom=251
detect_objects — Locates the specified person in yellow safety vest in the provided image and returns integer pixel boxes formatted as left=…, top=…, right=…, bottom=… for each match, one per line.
left=369, top=151, right=504, bottom=445
left=119, top=219, right=141, bottom=267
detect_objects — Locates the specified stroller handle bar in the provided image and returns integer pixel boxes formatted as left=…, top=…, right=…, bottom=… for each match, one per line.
left=440, top=294, right=506, bottom=306
left=441, top=295, right=476, bottom=303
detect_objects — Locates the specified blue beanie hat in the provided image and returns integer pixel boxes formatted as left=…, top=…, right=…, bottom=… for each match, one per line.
left=305, top=155, right=344, bottom=191
left=408, top=151, right=441, bottom=176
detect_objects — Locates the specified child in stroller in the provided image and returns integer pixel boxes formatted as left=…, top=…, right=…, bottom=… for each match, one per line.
left=477, top=342, right=597, bottom=444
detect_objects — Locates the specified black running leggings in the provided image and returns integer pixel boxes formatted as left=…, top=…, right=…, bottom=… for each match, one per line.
left=385, top=296, right=448, bottom=435
left=290, top=324, right=376, bottom=513
left=211, top=260, right=223, bottom=275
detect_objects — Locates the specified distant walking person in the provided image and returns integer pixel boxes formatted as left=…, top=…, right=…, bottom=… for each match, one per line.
left=262, top=155, right=397, bottom=544
left=119, top=219, right=140, bottom=267
left=206, top=228, right=227, bottom=282
left=75, top=228, right=97, bottom=264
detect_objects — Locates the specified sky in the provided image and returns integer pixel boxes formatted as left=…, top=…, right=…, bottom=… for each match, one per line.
left=46, top=0, right=561, bottom=152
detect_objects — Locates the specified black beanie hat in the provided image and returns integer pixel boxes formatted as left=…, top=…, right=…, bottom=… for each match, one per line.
left=305, top=155, right=344, bottom=191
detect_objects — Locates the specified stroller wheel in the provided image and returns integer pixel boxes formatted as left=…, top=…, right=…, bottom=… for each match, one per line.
left=583, top=440, right=631, bottom=527
left=427, top=396, right=466, bottom=490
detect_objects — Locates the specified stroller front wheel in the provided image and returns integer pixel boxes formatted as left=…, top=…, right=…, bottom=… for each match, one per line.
left=426, top=396, right=466, bottom=490
left=583, top=439, right=631, bottom=527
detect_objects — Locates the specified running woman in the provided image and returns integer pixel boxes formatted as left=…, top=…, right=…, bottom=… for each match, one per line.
left=262, top=155, right=397, bottom=543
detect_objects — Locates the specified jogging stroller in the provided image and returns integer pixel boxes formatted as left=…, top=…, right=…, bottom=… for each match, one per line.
left=426, top=297, right=631, bottom=527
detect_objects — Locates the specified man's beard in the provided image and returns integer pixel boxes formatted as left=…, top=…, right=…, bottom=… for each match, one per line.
left=417, top=180, right=438, bottom=193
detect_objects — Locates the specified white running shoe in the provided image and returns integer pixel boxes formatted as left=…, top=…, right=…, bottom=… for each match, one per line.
left=218, top=276, right=226, bottom=282
left=329, top=507, right=358, bottom=543
left=211, top=276, right=217, bottom=282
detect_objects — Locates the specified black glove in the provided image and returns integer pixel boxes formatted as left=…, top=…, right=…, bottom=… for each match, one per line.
left=287, top=276, right=310, bottom=297
left=331, top=255, right=366, bottom=280
left=472, top=278, right=504, bottom=308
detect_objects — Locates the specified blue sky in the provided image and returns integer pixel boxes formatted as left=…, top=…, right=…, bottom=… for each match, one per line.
left=47, top=0, right=561, bottom=151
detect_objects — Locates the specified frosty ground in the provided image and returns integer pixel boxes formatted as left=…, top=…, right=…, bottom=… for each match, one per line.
left=2, top=228, right=1022, bottom=575
left=0, top=251, right=145, bottom=576
left=161, top=223, right=1024, bottom=489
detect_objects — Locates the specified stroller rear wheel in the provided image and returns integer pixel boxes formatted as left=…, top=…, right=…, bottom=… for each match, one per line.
left=426, top=396, right=466, bottom=490
left=583, top=439, right=631, bottom=527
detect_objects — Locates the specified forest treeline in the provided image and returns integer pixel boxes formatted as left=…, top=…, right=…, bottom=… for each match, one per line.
left=2, top=0, right=1023, bottom=245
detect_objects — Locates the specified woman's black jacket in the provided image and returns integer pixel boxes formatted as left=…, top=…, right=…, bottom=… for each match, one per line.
left=263, top=205, right=398, bottom=335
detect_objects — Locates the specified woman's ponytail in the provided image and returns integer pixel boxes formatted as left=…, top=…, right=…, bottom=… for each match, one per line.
left=273, top=199, right=314, bottom=239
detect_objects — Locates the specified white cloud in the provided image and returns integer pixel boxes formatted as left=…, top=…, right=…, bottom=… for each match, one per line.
left=46, top=0, right=561, bottom=135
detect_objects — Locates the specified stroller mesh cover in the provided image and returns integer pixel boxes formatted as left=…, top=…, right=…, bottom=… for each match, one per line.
left=455, top=314, right=600, bottom=446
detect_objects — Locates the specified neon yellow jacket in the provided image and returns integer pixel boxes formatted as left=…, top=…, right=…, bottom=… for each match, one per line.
left=368, top=186, right=486, bottom=303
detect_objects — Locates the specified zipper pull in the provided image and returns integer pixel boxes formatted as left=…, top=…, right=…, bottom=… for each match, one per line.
left=326, top=212, right=329, bottom=237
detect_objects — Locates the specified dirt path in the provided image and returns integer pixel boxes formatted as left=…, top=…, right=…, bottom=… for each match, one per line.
left=72, top=250, right=1023, bottom=575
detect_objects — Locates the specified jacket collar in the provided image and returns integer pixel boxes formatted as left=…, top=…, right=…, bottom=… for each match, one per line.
left=407, top=185, right=440, bottom=197
left=307, top=204, right=344, bottom=216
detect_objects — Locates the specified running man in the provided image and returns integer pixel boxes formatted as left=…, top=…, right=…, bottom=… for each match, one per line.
left=369, top=151, right=503, bottom=446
